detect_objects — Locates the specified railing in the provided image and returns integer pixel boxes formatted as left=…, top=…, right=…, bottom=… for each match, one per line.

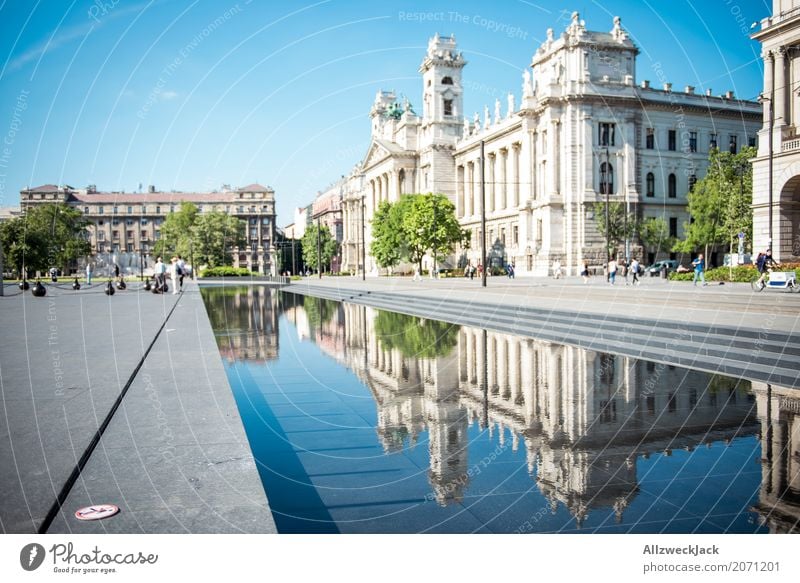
left=782, top=138, right=800, bottom=153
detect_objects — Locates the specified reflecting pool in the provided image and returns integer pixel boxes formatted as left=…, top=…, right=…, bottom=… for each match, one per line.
left=200, top=286, right=800, bottom=534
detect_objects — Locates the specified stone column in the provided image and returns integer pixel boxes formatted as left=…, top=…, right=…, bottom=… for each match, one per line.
left=457, top=165, right=465, bottom=218
left=233, top=246, right=240, bottom=268
left=467, top=162, right=474, bottom=217
left=764, top=50, right=774, bottom=127
left=499, top=148, right=508, bottom=210
left=487, top=154, right=495, bottom=213
left=776, top=47, right=787, bottom=126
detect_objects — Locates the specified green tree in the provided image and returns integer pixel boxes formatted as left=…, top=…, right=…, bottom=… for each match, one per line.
left=592, top=200, right=635, bottom=259
left=373, top=310, right=459, bottom=358
left=0, top=203, right=89, bottom=276
left=638, top=216, right=675, bottom=262
left=370, top=200, right=405, bottom=269
left=301, top=224, right=338, bottom=273
left=153, top=201, right=198, bottom=259
left=191, top=212, right=245, bottom=268
left=371, top=193, right=467, bottom=273
left=676, top=147, right=755, bottom=272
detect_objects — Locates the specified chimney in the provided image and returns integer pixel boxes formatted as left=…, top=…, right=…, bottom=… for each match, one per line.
left=725, top=90, right=735, bottom=99
left=705, top=88, right=712, bottom=96
left=87, top=184, right=96, bottom=194
left=641, top=80, right=650, bottom=89
left=148, top=185, right=156, bottom=193
left=684, top=85, right=695, bottom=95
left=663, top=82, right=672, bottom=92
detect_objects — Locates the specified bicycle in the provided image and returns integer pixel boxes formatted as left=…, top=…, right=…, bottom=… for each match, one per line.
left=751, top=268, right=800, bottom=292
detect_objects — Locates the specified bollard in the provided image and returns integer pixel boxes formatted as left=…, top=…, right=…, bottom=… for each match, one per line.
left=72, top=278, right=81, bottom=290
left=116, top=280, right=127, bottom=290
left=144, top=279, right=151, bottom=291
left=32, top=280, right=47, bottom=297
left=19, top=280, right=30, bottom=291
left=105, top=281, right=115, bottom=296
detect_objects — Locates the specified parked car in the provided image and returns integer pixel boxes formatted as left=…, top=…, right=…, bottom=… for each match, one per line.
left=645, top=259, right=679, bottom=276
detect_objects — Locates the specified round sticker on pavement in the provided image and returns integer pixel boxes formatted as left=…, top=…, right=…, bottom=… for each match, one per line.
left=74, top=504, right=120, bottom=521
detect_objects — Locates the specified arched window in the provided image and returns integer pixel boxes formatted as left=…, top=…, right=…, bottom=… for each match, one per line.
left=599, top=162, right=614, bottom=194
left=646, top=172, right=655, bottom=197
left=668, top=173, right=677, bottom=198
left=441, top=76, right=453, bottom=85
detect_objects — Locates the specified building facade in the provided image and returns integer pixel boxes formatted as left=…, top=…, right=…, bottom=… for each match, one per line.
left=331, top=15, right=760, bottom=276
left=20, top=182, right=277, bottom=274
left=752, top=0, right=800, bottom=261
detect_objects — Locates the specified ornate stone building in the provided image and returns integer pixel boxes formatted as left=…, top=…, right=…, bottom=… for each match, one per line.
left=19, top=182, right=277, bottom=274
left=752, top=0, right=800, bottom=261
left=332, top=15, right=760, bottom=276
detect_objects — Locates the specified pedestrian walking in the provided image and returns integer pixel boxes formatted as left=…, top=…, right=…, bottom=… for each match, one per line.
left=412, top=264, right=421, bottom=281
left=691, top=253, right=707, bottom=286
left=469, top=263, right=475, bottom=280
left=630, top=258, right=640, bottom=286
left=86, top=262, right=93, bottom=285
left=170, top=256, right=179, bottom=294
left=552, top=259, right=562, bottom=279
left=580, top=261, right=590, bottom=284
left=507, top=263, right=515, bottom=279
left=608, top=258, right=618, bottom=285
left=154, top=256, right=166, bottom=291
left=114, top=263, right=120, bottom=280
left=620, top=259, right=629, bottom=285
left=176, top=255, right=186, bottom=290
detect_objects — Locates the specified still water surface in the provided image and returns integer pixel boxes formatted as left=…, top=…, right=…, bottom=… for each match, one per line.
left=200, top=286, right=799, bottom=534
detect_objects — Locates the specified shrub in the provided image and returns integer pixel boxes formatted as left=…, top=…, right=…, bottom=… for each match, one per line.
left=669, top=265, right=759, bottom=283
left=200, top=266, right=256, bottom=277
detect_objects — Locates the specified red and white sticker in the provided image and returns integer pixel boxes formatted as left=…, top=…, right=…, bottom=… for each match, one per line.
left=74, top=504, right=120, bottom=521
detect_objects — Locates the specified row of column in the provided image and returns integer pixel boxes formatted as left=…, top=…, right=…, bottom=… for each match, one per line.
left=766, top=46, right=800, bottom=128
left=457, top=143, right=521, bottom=218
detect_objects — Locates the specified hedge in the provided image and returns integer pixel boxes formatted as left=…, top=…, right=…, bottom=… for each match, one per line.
left=199, top=267, right=256, bottom=277
left=669, top=263, right=800, bottom=283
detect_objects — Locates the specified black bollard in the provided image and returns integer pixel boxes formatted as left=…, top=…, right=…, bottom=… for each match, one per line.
left=51, top=275, right=58, bottom=283
left=143, top=279, right=151, bottom=291
left=116, top=280, right=127, bottom=290
left=105, top=281, right=115, bottom=296
left=72, top=278, right=81, bottom=290
left=19, top=280, right=29, bottom=291
left=32, top=280, right=47, bottom=297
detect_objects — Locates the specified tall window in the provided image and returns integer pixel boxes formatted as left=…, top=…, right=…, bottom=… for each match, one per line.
left=646, top=172, right=655, bottom=197
left=748, top=136, right=757, bottom=148
left=729, top=135, right=738, bottom=154
left=513, top=225, right=519, bottom=245
left=689, top=131, right=697, bottom=153
left=668, top=173, right=677, bottom=198
left=669, top=217, right=678, bottom=237
left=646, top=128, right=654, bottom=149
left=668, top=130, right=676, bottom=151
left=127, top=206, right=133, bottom=214
left=443, top=99, right=453, bottom=116
left=599, top=123, right=615, bottom=146
left=441, top=76, right=453, bottom=85
left=600, top=162, right=614, bottom=194
left=710, top=133, right=718, bottom=149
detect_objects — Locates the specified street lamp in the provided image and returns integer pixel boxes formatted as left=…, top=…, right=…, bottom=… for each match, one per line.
left=360, top=194, right=366, bottom=281
left=758, top=91, right=774, bottom=251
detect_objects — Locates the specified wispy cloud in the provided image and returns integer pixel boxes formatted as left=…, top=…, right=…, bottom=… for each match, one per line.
left=159, top=90, right=178, bottom=100
left=7, top=0, right=157, bottom=73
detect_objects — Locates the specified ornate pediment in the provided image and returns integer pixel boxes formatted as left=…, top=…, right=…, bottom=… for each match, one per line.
left=363, top=142, right=389, bottom=168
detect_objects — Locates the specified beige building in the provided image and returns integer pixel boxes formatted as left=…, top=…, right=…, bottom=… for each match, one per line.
left=19, top=182, right=277, bottom=274
left=327, top=16, right=760, bottom=276
left=752, top=0, right=800, bottom=260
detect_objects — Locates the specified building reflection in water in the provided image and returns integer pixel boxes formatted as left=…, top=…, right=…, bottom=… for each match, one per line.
left=202, top=286, right=280, bottom=363
left=752, top=382, right=800, bottom=533
left=204, top=288, right=800, bottom=531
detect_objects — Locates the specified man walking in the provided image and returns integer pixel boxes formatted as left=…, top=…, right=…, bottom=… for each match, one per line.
left=85, top=262, right=93, bottom=285
left=692, top=253, right=707, bottom=286
left=608, top=257, right=618, bottom=285
left=630, top=257, right=641, bottom=286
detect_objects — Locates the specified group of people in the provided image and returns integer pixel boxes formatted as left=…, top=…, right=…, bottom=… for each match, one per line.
left=461, top=262, right=516, bottom=279
left=604, top=257, right=643, bottom=286
left=152, top=255, right=187, bottom=294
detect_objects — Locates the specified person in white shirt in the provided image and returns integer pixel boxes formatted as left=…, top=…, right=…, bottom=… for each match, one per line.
left=154, top=257, right=166, bottom=291
left=170, top=257, right=179, bottom=294
left=176, top=255, right=186, bottom=290
left=630, top=258, right=641, bottom=286
left=608, top=258, right=618, bottom=285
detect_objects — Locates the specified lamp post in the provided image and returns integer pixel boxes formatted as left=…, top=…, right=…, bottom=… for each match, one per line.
left=361, top=194, right=366, bottom=281
left=758, top=90, right=774, bottom=252
left=602, top=147, right=611, bottom=269
left=480, top=140, right=487, bottom=287
left=317, top=215, right=322, bottom=279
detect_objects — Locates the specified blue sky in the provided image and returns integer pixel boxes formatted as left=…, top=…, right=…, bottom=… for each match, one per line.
left=0, top=0, right=770, bottom=225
